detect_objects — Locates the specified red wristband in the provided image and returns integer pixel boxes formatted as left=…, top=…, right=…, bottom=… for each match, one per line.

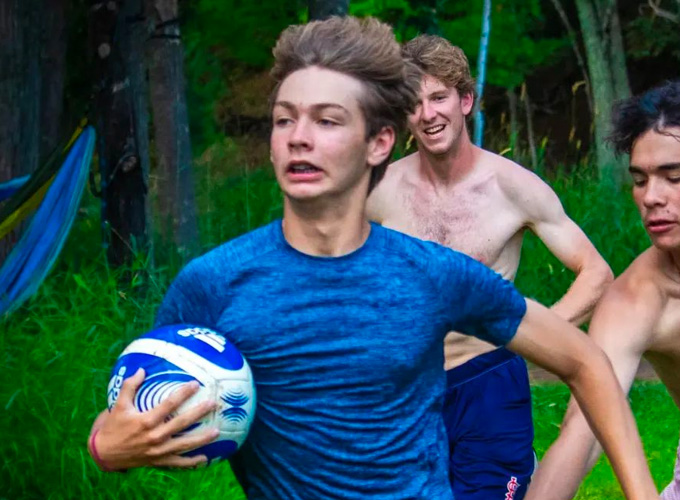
left=89, top=428, right=126, bottom=473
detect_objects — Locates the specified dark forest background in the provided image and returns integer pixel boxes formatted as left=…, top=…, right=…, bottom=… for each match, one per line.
left=1, top=0, right=678, bottom=268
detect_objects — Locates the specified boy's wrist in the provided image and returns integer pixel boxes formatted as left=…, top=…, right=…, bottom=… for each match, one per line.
left=88, top=428, right=127, bottom=473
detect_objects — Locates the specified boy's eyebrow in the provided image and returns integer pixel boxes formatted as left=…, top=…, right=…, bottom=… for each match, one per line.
left=629, top=163, right=680, bottom=174
left=273, top=101, right=349, bottom=114
left=658, top=163, right=680, bottom=172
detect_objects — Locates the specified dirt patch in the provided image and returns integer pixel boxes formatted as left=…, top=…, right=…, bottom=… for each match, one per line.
left=529, top=358, right=658, bottom=383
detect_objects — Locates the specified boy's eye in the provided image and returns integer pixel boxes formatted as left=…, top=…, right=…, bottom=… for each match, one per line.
left=319, top=119, right=337, bottom=127
left=274, top=117, right=292, bottom=126
left=668, top=177, right=680, bottom=184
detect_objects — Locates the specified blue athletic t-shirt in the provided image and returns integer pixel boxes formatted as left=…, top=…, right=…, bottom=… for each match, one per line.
left=155, top=220, right=526, bottom=500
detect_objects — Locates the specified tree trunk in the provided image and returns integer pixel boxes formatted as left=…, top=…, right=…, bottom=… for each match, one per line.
left=89, top=0, right=149, bottom=267
left=608, top=4, right=630, bottom=102
left=39, top=0, right=67, bottom=160
left=575, top=0, right=629, bottom=187
left=0, top=0, right=42, bottom=261
left=308, top=0, right=349, bottom=20
left=506, top=87, right=518, bottom=159
left=121, top=0, right=154, bottom=261
left=0, top=0, right=41, bottom=180
left=146, top=0, right=199, bottom=261
left=547, top=0, right=592, bottom=113
left=521, top=83, right=538, bottom=171
left=472, top=0, right=492, bottom=147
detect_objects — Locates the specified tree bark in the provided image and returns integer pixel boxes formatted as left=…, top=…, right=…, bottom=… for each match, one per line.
left=121, top=0, right=154, bottom=261
left=547, top=0, right=593, bottom=113
left=308, top=0, right=349, bottom=20
left=89, top=0, right=149, bottom=267
left=39, top=0, right=67, bottom=160
left=506, top=87, right=519, bottom=159
left=521, top=83, right=538, bottom=171
left=0, top=0, right=42, bottom=261
left=146, top=0, right=199, bottom=261
left=472, top=0, right=492, bottom=147
left=0, top=0, right=41, bottom=180
left=608, top=4, right=630, bottom=102
left=575, top=0, right=628, bottom=187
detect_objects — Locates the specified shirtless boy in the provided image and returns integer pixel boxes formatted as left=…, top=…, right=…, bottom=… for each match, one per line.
left=526, top=80, right=680, bottom=500
left=367, top=35, right=614, bottom=499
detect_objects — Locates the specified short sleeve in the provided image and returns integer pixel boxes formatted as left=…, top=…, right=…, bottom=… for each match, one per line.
left=430, top=247, right=527, bottom=346
left=154, top=258, right=217, bottom=329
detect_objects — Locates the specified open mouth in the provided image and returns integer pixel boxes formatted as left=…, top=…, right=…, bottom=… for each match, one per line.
left=423, top=124, right=445, bottom=136
left=287, top=163, right=322, bottom=174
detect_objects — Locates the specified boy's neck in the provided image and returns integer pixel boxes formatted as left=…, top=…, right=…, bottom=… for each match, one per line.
left=282, top=193, right=371, bottom=257
left=417, top=130, right=479, bottom=186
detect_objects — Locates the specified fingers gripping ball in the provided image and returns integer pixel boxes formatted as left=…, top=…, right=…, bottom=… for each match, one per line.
left=107, top=325, right=256, bottom=465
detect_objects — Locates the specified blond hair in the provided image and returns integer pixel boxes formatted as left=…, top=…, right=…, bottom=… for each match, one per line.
left=402, top=35, right=476, bottom=99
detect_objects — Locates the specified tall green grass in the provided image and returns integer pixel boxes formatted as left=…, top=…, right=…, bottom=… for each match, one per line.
left=0, top=161, right=673, bottom=499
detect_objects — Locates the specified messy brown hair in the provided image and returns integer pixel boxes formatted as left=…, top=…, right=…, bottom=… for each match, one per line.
left=402, top=34, right=476, bottom=100
left=270, top=16, right=421, bottom=191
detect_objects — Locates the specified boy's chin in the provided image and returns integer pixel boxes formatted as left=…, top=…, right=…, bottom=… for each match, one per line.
left=650, top=234, right=680, bottom=252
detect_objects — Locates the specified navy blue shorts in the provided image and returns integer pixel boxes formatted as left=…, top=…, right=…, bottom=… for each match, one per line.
left=444, top=348, right=535, bottom=500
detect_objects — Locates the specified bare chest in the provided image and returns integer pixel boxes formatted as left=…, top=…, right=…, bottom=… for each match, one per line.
left=381, top=183, right=525, bottom=269
left=646, top=299, right=680, bottom=407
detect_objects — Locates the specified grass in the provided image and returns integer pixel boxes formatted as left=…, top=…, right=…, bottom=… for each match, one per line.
left=0, top=160, right=676, bottom=498
left=532, top=383, right=679, bottom=499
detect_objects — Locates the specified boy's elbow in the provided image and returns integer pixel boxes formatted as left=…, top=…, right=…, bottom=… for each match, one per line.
left=591, top=261, right=614, bottom=295
left=564, top=344, right=612, bottom=390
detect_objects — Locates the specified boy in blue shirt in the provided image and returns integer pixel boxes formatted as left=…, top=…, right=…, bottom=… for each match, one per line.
left=87, top=16, right=658, bottom=500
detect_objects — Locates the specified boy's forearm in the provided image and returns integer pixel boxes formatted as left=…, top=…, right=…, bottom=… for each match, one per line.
left=550, top=263, right=613, bottom=326
left=564, top=351, right=657, bottom=500
left=526, top=412, right=602, bottom=500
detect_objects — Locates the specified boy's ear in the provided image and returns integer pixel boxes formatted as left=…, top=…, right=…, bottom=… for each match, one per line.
left=367, top=126, right=396, bottom=167
left=461, top=91, right=474, bottom=116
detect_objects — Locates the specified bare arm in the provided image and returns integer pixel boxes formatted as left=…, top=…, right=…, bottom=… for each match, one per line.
left=519, top=171, right=613, bottom=325
left=508, top=299, right=658, bottom=500
left=524, top=280, right=660, bottom=500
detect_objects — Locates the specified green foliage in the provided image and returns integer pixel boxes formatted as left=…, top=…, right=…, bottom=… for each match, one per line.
left=350, top=0, right=567, bottom=89
left=350, top=0, right=442, bottom=40
left=626, top=12, right=680, bottom=61
left=182, top=1, right=305, bottom=148
left=184, top=0, right=304, bottom=71
left=438, top=0, right=567, bottom=89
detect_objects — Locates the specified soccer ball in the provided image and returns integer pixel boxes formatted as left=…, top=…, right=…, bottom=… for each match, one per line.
left=107, top=324, right=256, bottom=465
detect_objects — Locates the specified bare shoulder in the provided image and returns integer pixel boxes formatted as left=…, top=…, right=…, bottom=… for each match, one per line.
left=383, top=152, right=418, bottom=185
left=482, top=151, right=563, bottom=219
left=595, top=248, right=665, bottom=325
left=367, top=153, right=417, bottom=222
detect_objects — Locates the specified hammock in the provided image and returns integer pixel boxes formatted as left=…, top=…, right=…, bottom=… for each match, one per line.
left=0, top=175, right=29, bottom=202
left=0, top=126, right=96, bottom=316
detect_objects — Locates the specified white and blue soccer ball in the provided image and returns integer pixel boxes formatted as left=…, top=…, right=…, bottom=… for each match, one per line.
left=107, top=324, right=256, bottom=465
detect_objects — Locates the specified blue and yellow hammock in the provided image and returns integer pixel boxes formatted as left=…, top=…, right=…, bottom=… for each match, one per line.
left=0, top=125, right=96, bottom=316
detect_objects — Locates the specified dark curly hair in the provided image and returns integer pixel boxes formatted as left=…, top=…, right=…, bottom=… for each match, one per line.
left=609, top=80, right=680, bottom=155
